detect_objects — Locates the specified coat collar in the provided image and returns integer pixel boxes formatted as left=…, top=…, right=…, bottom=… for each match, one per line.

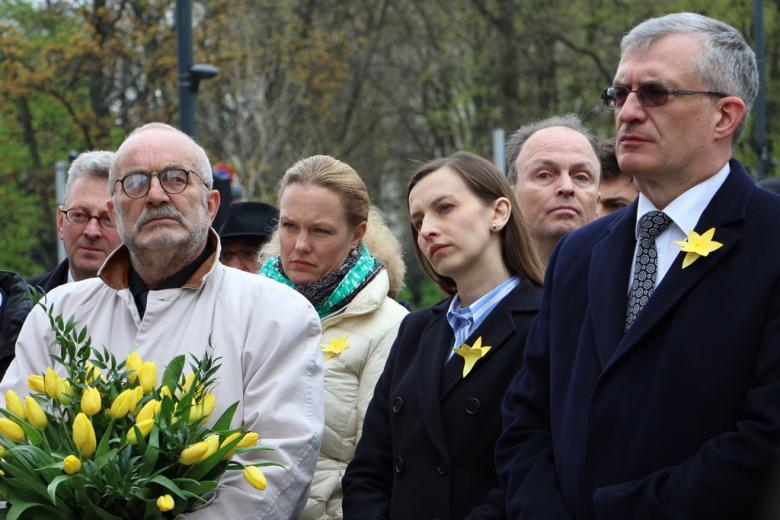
left=415, top=280, right=541, bottom=456
left=321, top=270, right=390, bottom=326
left=99, top=228, right=221, bottom=290
left=591, top=160, right=753, bottom=371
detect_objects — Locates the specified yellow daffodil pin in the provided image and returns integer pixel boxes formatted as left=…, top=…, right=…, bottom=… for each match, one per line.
left=322, top=334, right=350, bottom=360
left=674, top=227, right=724, bottom=269
left=453, top=336, right=492, bottom=378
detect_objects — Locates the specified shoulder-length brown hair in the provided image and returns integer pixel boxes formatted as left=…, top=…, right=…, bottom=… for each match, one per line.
left=407, top=151, right=543, bottom=295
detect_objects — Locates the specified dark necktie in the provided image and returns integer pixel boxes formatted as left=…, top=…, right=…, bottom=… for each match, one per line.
left=625, top=210, right=672, bottom=330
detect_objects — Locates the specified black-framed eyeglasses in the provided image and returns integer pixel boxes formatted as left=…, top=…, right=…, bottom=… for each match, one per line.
left=114, top=168, right=203, bottom=199
left=59, top=207, right=115, bottom=230
left=600, top=83, right=729, bottom=110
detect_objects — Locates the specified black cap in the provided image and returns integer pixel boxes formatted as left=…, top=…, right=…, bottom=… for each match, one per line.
left=219, top=201, right=279, bottom=239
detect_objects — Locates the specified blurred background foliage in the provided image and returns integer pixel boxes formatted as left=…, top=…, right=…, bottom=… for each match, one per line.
left=0, top=0, right=775, bottom=308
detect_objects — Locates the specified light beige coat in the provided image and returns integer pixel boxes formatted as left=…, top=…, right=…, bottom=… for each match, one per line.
left=301, top=269, right=407, bottom=519
left=4, top=231, right=325, bottom=519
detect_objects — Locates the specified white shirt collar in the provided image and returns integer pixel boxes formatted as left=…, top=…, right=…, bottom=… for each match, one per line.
left=634, top=162, right=731, bottom=238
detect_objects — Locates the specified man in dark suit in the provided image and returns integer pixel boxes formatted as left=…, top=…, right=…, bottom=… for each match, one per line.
left=496, top=13, right=778, bottom=519
left=28, top=151, right=121, bottom=292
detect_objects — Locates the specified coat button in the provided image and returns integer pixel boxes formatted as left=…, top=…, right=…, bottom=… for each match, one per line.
left=465, top=397, right=481, bottom=415
left=395, top=456, right=404, bottom=473
left=392, top=396, right=403, bottom=414
left=437, top=463, right=448, bottom=476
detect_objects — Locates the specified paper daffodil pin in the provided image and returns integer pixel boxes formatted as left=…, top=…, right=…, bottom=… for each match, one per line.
left=673, top=227, right=724, bottom=269
left=322, top=334, right=350, bottom=359
left=453, top=336, right=492, bottom=378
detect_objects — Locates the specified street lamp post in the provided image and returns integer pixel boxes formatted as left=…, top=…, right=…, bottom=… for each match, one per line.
left=176, top=0, right=218, bottom=139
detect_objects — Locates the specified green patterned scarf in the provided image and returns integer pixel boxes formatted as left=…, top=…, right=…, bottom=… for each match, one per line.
left=260, top=244, right=381, bottom=318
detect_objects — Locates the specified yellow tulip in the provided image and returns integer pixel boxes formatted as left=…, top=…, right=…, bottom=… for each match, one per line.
left=73, top=413, right=96, bottom=456
left=159, top=386, right=173, bottom=400
left=136, top=399, right=160, bottom=423
left=138, top=362, right=157, bottom=394
left=5, top=390, right=26, bottom=420
left=237, top=431, right=260, bottom=448
left=127, top=419, right=154, bottom=445
left=0, top=418, right=24, bottom=443
left=44, top=368, right=59, bottom=399
left=181, top=372, right=203, bottom=398
left=130, top=386, right=144, bottom=412
left=201, top=434, right=219, bottom=460
left=243, top=466, right=267, bottom=490
left=81, top=387, right=101, bottom=416
left=126, top=351, right=142, bottom=383
left=63, top=455, right=81, bottom=474
left=182, top=372, right=195, bottom=393
left=27, top=375, right=45, bottom=394
left=25, top=396, right=47, bottom=430
left=221, top=432, right=241, bottom=447
left=179, top=440, right=209, bottom=465
left=156, top=494, right=175, bottom=512
left=220, top=432, right=241, bottom=459
left=55, top=378, right=73, bottom=404
left=189, top=393, right=216, bottom=423
left=84, top=362, right=102, bottom=384
left=220, top=431, right=258, bottom=460
left=219, top=432, right=241, bottom=460
left=108, top=389, right=134, bottom=419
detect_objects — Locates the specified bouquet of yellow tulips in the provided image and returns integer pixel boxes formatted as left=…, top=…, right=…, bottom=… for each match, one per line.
left=0, top=304, right=278, bottom=519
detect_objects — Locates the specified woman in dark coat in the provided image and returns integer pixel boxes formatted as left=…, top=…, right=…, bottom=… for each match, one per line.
left=342, top=151, right=544, bottom=519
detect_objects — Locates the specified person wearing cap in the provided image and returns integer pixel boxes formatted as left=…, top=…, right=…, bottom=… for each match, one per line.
left=219, top=201, right=279, bottom=273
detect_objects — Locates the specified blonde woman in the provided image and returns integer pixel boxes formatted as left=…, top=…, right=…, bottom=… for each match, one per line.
left=260, top=155, right=408, bottom=519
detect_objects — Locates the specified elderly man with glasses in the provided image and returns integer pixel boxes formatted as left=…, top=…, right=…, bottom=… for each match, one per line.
left=28, top=151, right=122, bottom=292
left=4, top=123, right=325, bottom=518
left=497, top=13, right=780, bottom=520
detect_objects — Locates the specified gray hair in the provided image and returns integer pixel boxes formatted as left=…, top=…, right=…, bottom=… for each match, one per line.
left=621, top=12, right=758, bottom=143
left=506, top=114, right=599, bottom=184
left=64, top=151, right=114, bottom=203
left=110, top=122, right=213, bottom=193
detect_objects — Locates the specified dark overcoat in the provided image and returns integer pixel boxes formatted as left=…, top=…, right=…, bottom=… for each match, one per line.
left=497, top=161, right=780, bottom=519
left=343, top=280, right=541, bottom=519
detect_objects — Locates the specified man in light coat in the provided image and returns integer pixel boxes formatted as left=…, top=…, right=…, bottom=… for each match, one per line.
left=3, top=123, right=325, bottom=519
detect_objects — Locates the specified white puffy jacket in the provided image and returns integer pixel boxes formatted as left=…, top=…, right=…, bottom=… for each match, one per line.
left=301, top=269, right=407, bottom=519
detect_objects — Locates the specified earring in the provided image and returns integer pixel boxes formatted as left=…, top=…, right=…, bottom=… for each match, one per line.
left=490, top=224, right=498, bottom=232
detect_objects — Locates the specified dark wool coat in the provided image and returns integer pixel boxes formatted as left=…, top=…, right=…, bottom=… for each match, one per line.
left=343, top=280, right=541, bottom=519
left=497, top=161, right=780, bottom=520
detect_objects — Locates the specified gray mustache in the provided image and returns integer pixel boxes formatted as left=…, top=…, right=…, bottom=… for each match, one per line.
left=136, top=206, right=184, bottom=228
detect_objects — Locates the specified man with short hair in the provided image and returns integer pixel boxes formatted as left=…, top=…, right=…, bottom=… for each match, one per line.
left=4, top=123, right=325, bottom=518
left=497, top=13, right=780, bottom=519
left=506, top=115, right=601, bottom=268
left=597, top=139, right=638, bottom=217
left=28, top=151, right=121, bottom=292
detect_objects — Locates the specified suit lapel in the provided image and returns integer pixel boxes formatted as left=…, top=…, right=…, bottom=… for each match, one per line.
left=588, top=206, right=638, bottom=369
left=605, top=161, right=753, bottom=371
left=440, top=281, right=540, bottom=399
left=415, top=299, right=454, bottom=458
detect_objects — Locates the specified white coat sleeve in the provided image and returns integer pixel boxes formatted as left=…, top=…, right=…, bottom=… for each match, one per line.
left=187, top=287, right=325, bottom=520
